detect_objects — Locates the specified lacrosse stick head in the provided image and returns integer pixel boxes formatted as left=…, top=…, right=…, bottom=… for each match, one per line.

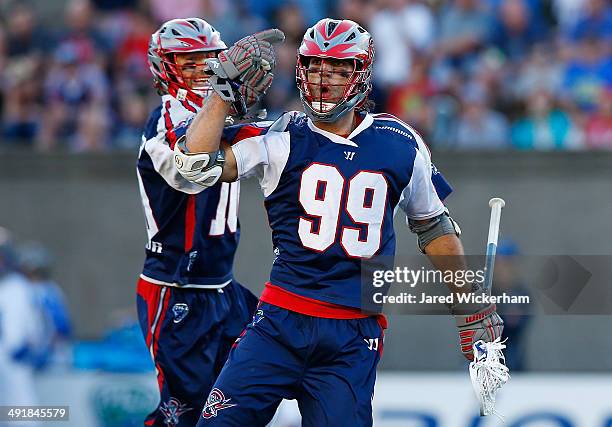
left=469, top=338, right=510, bottom=418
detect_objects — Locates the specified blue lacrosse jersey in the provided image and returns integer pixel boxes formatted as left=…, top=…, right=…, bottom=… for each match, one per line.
left=229, top=111, right=452, bottom=308
left=137, top=95, right=256, bottom=288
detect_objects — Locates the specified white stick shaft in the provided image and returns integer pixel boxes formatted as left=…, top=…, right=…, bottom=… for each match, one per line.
left=484, top=198, right=505, bottom=291
left=487, top=198, right=505, bottom=246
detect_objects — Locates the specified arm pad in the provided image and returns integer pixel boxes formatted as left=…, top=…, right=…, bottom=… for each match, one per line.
left=173, top=135, right=225, bottom=188
left=408, top=210, right=461, bottom=253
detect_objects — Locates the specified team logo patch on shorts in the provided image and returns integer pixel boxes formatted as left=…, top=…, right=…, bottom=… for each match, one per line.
left=160, top=397, right=192, bottom=426
left=201, top=388, right=237, bottom=419
left=172, top=303, right=189, bottom=323
left=252, top=309, right=265, bottom=325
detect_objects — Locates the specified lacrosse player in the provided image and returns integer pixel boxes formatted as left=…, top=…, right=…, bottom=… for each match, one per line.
left=135, top=18, right=261, bottom=427
left=174, top=19, right=504, bottom=426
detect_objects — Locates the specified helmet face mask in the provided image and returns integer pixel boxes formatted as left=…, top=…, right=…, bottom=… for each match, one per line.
left=148, top=18, right=227, bottom=104
left=169, top=51, right=219, bottom=95
left=296, top=19, right=374, bottom=122
left=297, top=56, right=370, bottom=119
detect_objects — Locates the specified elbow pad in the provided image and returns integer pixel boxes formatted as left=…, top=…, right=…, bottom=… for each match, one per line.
left=408, top=210, right=461, bottom=253
left=173, top=135, right=225, bottom=188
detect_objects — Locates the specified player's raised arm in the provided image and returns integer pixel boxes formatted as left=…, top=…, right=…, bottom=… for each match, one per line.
left=183, top=93, right=234, bottom=180
left=174, top=29, right=285, bottom=187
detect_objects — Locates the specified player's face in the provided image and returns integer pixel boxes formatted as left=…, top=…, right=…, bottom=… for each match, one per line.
left=174, top=51, right=218, bottom=91
left=307, top=57, right=355, bottom=110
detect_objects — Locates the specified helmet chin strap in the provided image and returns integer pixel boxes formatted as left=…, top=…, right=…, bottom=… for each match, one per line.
left=303, top=92, right=362, bottom=123
left=167, top=83, right=205, bottom=107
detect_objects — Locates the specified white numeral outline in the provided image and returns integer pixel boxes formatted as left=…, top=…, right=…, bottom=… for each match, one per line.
left=298, top=164, right=388, bottom=258
left=340, top=170, right=388, bottom=259
left=298, top=163, right=343, bottom=252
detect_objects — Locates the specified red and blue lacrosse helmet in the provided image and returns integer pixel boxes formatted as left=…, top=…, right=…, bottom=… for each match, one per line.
left=148, top=18, right=227, bottom=104
left=296, top=18, right=374, bottom=122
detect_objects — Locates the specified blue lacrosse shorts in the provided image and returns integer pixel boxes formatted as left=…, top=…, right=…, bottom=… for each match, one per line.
left=136, top=278, right=258, bottom=427
left=195, top=302, right=386, bottom=427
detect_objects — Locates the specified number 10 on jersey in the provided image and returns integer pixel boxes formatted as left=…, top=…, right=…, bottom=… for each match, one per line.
left=298, top=163, right=388, bottom=259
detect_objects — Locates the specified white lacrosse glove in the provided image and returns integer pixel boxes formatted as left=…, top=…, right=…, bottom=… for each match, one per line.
left=469, top=338, right=510, bottom=418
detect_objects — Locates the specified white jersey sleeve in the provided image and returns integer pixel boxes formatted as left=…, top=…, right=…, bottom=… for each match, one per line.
left=397, top=132, right=446, bottom=220
left=231, top=112, right=294, bottom=197
left=139, top=95, right=204, bottom=194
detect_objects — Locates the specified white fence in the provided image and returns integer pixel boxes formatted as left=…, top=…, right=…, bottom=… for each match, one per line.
left=32, top=372, right=612, bottom=426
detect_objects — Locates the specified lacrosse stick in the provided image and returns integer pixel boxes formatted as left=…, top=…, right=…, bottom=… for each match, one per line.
left=469, top=197, right=510, bottom=417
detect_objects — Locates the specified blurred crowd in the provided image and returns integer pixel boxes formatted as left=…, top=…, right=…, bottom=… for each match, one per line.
left=0, top=0, right=611, bottom=151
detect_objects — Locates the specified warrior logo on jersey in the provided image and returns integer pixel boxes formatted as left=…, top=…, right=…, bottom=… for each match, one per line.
left=201, top=388, right=237, bottom=419
left=160, top=397, right=192, bottom=426
left=172, top=303, right=189, bottom=323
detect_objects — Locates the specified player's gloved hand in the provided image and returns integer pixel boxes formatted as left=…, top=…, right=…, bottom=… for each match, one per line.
left=205, top=28, right=285, bottom=116
left=239, top=67, right=275, bottom=107
left=451, top=283, right=504, bottom=361
left=215, top=28, right=284, bottom=80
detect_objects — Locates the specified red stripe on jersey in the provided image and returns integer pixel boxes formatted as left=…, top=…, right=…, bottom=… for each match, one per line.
left=232, top=125, right=265, bottom=145
left=379, top=328, right=385, bottom=357
left=232, top=329, right=247, bottom=349
left=153, top=288, right=171, bottom=390
left=184, top=195, right=196, bottom=251
left=261, top=282, right=369, bottom=319
left=136, top=278, right=161, bottom=347
left=180, top=98, right=198, bottom=113
left=163, top=101, right=178, bottom=149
